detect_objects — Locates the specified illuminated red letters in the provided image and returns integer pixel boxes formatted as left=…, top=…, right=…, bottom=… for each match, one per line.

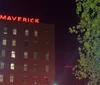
left=7, top=16, right=12, bottom=20
left=18, top=17, right=21, bottom=21
left=0, top=15, right=6, bottom=20
left=12, top=16, right=17, bottom=21
left=35, top=19, right=39, bottom=23
left=30, top=18, right=34, bottom=23
left=0, top=14, right=39, bottom=23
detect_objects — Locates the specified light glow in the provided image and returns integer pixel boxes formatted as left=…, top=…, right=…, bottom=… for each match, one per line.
left=0, top=14, right=39, bottom=23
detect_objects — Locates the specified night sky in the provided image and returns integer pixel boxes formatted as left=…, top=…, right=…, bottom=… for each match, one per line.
left=0, top=0, right=79, bottom=85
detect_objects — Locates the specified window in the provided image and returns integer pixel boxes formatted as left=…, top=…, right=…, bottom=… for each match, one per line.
left=24, top=52, right=28, bottom=59
left=11, top=51, right=15, bottom=58
left=25, top=29, right=29, bottom=36
left=10, top=75, right=14, bottom=82
left=10, top=63, right=14, bottom=70
left=1, top=50, right=5, bottom=57
left=46, top=52, right=49, bottom=61
left=46, top=41, right=50, bottom=51
left=12, top=40, right=16, bottom=46
left=34, top=30, right=38, bottom=37
left=33, top=52, right=38, bottom=60
left=24, top=64, right=27, bottom=71
left=4, top=27, right=7, bottom=34
left=33, top=64, right=37, bottom=72
left=34, top=41, right=38, bottom=52
left=23, top=75, right=27, bottom=83
left=0, top=62, right=4, bottom=69
left=33, top=76, right=37, bottom=84
left=24, top=40, right=28, bottom=47
left=2, top=39, right=6, bottom=45
left=44, top=77, right=49, bottom=84
left=13, top=28, right=17, bottom=35
left=46, top=65, right=49, bottom=72
left=0, top=75, right=3, bottom=82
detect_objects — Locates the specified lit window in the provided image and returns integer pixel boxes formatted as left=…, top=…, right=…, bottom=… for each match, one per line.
left=13, top=28, right=17, bottom=35
left=24, top=52, right=28, bottom=59
left=0, top=62, right=4, bottom=69
left=2, top=39, right=6, bottom=45
left=33, top=52, right=38, bottom=60
left=12, top=40, right=16, bottom=46
left=33, top=64, right=37, bottom=72
left=46, top=52, right=49, bottom=61
left=46, top=65, right=49, bottom=72
left=1, top=50, right=5, bottom=57
left=4, top=27, right=7, bottom=34
left=11, top=51, right=15, bottom=58
left=10, top=63, right=14, bottom=70
left=10, top=75, right=14, bottom=82
left=34, top=30, right=38, bottom=37
left=24, top=64, right=27, bottom=71
left=0, top=75, right=3, bottom=82
left=25, top=29, right=29, bottom=36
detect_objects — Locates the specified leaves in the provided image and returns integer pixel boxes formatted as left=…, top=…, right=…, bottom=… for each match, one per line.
left=69, top=0, right=100, bottom=85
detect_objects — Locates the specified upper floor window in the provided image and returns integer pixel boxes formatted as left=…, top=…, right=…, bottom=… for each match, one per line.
left=2, top=39, right=6, bottom=45
left=45, top=65, right=49, bottom=72
left=45, top=52, right=49, bottom=61
left=11, top=51, right=15, bottom=58
left=24, top=64, right=28, bottom=71
left=44, top=77, right=49, bottom=84
left=33, top=76, right=37, bottom=84
left=13, top=28, right=17, bottom=35
left=33, top=52, right=38, bottom=60
left=0, top=75, right=3, bottom=82
left=24, top=40, right=28, bottom=47
left=23, top=75, right=27, bottom=83
left=10, top=75, right=14, bottom=82
left=10, top=63, right=15, bottom=70
left=1, top=50, right=5, bottom=57
left=33, top=64, right=37, bottom=72
left=12, top=40, right=16, bottom=46
left=34, top=30, right=38, bottom=37
left=24, top=52, right=28, bottom=59
left=4, top=27, right=7, bottom=34
left=25, top=29, right=29, bottom=36
left=34, top=41, right=38, bottom=52
left=0, top=62, right=4, bottom=69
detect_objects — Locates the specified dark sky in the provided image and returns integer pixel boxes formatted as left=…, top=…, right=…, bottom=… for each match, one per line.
left=0, top=0, right=79, bottom=85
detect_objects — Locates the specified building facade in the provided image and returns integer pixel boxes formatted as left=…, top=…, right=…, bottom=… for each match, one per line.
left=0, top=19, right=55, bottom=85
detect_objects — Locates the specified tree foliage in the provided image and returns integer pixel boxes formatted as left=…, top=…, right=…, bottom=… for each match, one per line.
left=69, top=0, right=100, bottom=85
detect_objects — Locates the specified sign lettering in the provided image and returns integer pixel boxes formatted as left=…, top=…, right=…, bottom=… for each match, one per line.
left=0, top=14, right=39, bottom=23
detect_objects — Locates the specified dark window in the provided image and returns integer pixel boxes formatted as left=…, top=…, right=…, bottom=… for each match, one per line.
left=33, top=52, right=38, bottom=60
left=45, top=77, right=49, bottom=84
left=24, top=40, right=28, bottom=47
left=33, top=64, right=37, bottom=72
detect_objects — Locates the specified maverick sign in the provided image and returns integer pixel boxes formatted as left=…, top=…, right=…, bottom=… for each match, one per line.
left=0, top=14, right=39, bottom=23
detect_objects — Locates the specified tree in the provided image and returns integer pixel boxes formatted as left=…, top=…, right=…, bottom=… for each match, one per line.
left=69, top=0, right=100, bottom=85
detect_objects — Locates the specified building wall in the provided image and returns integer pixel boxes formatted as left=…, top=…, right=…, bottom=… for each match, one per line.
left=0, top=20, right=55, bottom=85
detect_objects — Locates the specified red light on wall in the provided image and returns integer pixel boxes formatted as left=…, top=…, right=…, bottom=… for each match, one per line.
left=64, top=66, right=73, bottom=68
left=44, top=76, right=49, bottom=78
